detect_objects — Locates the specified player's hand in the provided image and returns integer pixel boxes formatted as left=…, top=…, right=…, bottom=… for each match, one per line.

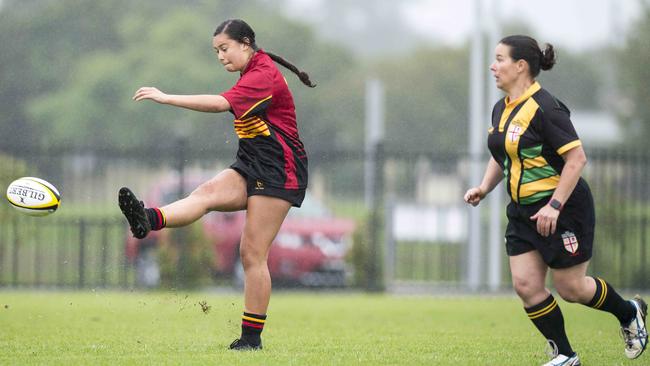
left=463, top=187, right=485, bottom=207
left=133, top=87, right=168, bottom=104
left=530, top=204, right=560, bottom=237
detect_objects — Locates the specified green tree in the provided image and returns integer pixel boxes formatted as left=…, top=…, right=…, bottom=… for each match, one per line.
left=537, top=49, right=602, bottom=110
left=373, top=47, right=469, bottom=155
left=498, top=20, right=603, bottom=110
left=17, top=1, right=364, bottom=154
left=619, top=4, right=650, bottom=146
left=0, top=0, right=129, bottom=148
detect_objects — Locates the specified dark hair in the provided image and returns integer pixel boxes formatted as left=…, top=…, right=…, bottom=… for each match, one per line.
left=214, top=19, right=316, bottom=88
left=499, top=35, right=556, bottom=77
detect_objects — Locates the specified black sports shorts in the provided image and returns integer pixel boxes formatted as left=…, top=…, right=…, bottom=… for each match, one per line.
left=505, top=178, right=595, bottom=269
left=231, top=166, right=306, bottom=208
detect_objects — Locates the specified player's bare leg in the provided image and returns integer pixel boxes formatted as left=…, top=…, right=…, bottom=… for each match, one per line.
left=229, top=194, right=291, bottom=350
left=511, top=251, right=579, bottom=364
left=162, top=168, right=247, bottom=227
left=510, top=250, right=549, bottom=307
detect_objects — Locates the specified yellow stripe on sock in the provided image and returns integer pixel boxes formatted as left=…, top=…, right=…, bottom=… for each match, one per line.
left=159, top=208, right=167, bottom=227
left=527, top=299, right=558, bottom=319
left=242, top=315, right=265, bottom=324
left=594, top=278, right=608, bottom=309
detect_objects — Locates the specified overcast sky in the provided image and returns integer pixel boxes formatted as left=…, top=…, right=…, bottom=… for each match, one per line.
left=285, top=0, right=646, bottom=51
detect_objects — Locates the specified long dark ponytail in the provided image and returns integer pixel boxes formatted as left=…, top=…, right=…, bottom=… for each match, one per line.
left=214, top=19, right=316, bottom=88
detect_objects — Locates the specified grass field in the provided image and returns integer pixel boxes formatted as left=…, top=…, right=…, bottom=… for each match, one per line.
left=0, top=290, right=643, bottom=365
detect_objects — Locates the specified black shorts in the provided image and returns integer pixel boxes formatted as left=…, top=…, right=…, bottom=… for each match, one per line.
left=505, top=179, right=595, bottom=269
left=231, top=166, right=306, bottom=208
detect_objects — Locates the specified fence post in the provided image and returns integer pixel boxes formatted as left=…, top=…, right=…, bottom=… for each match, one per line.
left=12, top=218, right=19, bottom=287
left=78, top=220, right=86, bottom=288
left=384, top=197, right=395, bottom=289
left=34, top=226, right=41, bottom=286
left=121, top=230, right=128, bottom=289
left=57, top=221, right=66, bottom=287
left=364, top=79, right=385, bottom=292
left=367, top=141, right=385, bottom=291
left=641, top=216, right=647, bottom=289
left=175, top=136, right=189, bottom=288
left=0, top=222, right=4, bottom=286
left=100, top=222, right=108, bottom=288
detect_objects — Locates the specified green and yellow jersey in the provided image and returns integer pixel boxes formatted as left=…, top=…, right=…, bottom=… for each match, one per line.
left=488, top=82, right=582, bottom=205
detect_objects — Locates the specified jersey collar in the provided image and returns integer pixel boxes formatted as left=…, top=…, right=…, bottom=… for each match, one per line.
left=504, top=81, right=541, bottom=108
left=241, top=49, right=266, bottom=76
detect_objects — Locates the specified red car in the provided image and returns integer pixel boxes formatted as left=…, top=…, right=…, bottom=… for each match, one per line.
left=125, top=177, right=356, bottom=288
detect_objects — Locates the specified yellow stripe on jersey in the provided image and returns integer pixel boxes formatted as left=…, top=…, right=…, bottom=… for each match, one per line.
left=240, top=95, right=272, bottom=119
left=557, top=140, right=582, bottom=155
left=235, top=117, right=265, bottom=130
left=523, top=156, right=550, bottom=169
left=505, top=97, right=540, bottom=202
left=234, top=117, right=271, bottom=139
left=240, top=121, right=267, bottom=133
left=238, top=115, right=260, bottom=123
left=519, top=176, right=561, bottom=199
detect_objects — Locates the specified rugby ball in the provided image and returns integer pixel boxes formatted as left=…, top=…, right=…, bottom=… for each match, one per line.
left=5, top=177, right=61, bottom=216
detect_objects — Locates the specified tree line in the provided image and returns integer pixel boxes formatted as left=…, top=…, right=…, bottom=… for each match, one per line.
left=1, top=0, right=648, bottom=156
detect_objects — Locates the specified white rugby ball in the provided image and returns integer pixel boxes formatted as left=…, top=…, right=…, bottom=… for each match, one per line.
left=5, top=177, right=61, bottom=216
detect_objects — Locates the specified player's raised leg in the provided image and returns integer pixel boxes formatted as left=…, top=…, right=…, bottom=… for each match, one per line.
left=119, top=169, right=247, bottom=238
left=160, top=168, right=247, bottom=226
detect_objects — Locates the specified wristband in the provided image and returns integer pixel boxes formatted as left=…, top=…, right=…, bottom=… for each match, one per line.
left=549, top=198, right=562, bottom=211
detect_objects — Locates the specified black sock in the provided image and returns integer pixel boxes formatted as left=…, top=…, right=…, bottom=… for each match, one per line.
left=145, top=208, right=166, bottom=231
left=586, top=277, right=636, bottom=325
left=241, top=312, right=266, bottom=345
left=525, top=294, right=574, bottom=357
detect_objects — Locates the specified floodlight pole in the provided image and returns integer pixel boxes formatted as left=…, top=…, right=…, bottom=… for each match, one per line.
left=365, top=79, right=385, bottom=208
left=365, top=78, right=385, bottom=292
left=467, top=0, right=485, bottom=291
left=487, top=0, right=503, bottom=292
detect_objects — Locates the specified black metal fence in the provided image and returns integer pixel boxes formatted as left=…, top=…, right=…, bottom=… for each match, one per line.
left=1, top=144, right=649, bottom=290
left=0, top=217, right=131, bottom=288
left=585, top=150, right=650, bottom=289
left=383, top=148, right=650, bottom=290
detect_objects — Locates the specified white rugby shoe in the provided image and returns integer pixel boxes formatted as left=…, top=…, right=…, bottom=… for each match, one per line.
left=621, top=295, right=648, bottom=359
left=543, top=354, right=581, bottom=366
left=543, top=340, right=581, bottom=366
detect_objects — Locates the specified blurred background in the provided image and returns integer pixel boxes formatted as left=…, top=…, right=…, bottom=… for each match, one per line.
left=1, top=0, right=649, bottom=293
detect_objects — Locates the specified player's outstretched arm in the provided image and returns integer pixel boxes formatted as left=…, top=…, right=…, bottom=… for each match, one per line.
left=463, top=157, right=504, bottom=206
left=132, top=87, right=231, bottom=113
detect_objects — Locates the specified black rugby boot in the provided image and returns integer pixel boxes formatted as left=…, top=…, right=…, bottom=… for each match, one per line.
left=229, top=338, right=262, bottom=351
left=118, top=187, right=151, bottom=239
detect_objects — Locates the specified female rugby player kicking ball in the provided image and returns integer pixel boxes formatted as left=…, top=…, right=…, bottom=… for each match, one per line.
left=119, top=19, right=314, bottom=351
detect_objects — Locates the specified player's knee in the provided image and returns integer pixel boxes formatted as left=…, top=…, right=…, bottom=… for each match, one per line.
left=239, top=241, right=266, bottom=270
left=555, top=281, right=582, bottom=303
left=512, top=277, right=543, bottom=302
left=190, top=182, right=214, bottom=201
left=188, top=183, right=223, bottom=213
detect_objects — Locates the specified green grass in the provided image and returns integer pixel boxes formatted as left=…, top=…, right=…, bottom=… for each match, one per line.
left=0, top=291, right=640, bottom=365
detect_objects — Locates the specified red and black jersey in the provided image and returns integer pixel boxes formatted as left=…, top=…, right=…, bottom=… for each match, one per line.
left=221, top=50, right=307, bottom=190
left=488, top=82, right=582, bottom=204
